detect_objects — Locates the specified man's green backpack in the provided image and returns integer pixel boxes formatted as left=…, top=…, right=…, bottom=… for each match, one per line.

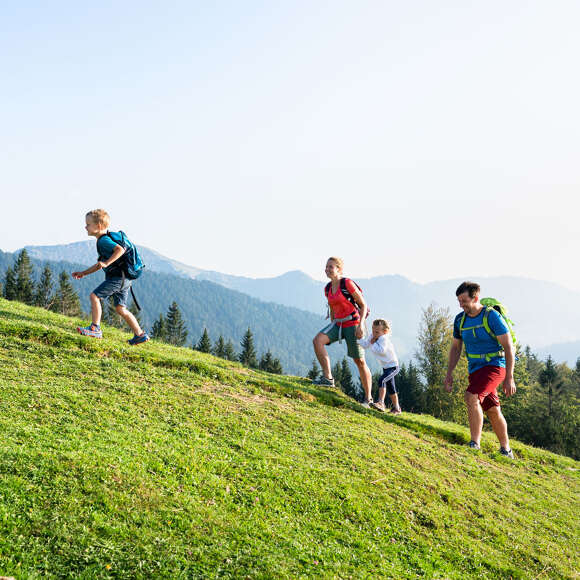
left=458, top=297, right=517, bottom=361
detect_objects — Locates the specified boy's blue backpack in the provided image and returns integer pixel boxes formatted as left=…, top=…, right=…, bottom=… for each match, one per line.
left=106, top=231, right=145, bottom=280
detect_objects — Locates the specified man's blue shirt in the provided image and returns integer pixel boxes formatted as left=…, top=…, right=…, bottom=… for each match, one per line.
left=453, top=308, right=510, bottom=374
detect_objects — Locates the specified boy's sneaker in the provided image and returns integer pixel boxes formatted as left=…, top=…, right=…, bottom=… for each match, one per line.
left=77, top=324, right=103, bottom=339
left=128, top=332, right=150, bottom=346
left=390, top=407, right=402, bottom=415
left=468, top=440, right=481, bottom=450
left=312, top=376, right=335, bottom=387
left=360, top=399, right=373, bottom=409
left=370, top=401, right=386, bottom=412
left=499, top=447, right=514, bottom=459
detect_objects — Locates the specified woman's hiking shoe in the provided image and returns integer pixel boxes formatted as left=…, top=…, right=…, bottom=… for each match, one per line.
left=370, top=401, right=386, bottom=412
left=77, top=324, right=102, bottom=338
left=312, top=376, right=335, bottom=387
left=128, top=332, right=150, bottom=346
left=389, top=407, right=402, bottom=415
left=360, top=399, right=373, bottom=409
left=468, top=440, right=481, bottom=450
left=499, top=447, right=514, bottom=459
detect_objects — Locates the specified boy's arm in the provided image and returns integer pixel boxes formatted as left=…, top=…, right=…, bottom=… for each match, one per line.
left=358, top=335, right=371, bottom=348
left=72, top=245, right=125, bottom=279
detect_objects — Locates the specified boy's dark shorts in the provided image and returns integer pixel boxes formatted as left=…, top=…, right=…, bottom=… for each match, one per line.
left=93, top=277, right=131, bottom=308
left=379, top=366, right=400, bottom=395
left=319, top=322, right=365, bottom=359
left=466, top=365, right=505, bottom=411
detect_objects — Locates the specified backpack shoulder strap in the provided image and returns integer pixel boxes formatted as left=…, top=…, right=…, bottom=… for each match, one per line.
left=459, top=312, right=467, bottom=334
left=324, top=281, right=331, bottom=297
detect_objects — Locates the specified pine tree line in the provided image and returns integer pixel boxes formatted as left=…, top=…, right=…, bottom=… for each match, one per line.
left=3, top=250, right=83, bottom=317
left=151, top=304, right=284, bottom=374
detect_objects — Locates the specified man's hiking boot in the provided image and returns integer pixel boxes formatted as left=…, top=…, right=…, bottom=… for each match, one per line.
left=370, top=401, right=386, bottom=412
left=389, top=407, right=402, bottom=415
left=499, top=447, right=514, bottom=459
left=360, top=399, right=373, bottom=409
left=128, top=332, right=150, bottom=346
left=468, top=440, right=481, bottom=450
left=312, top=376, right=335, bottom=387
left=77, top=324, right=103, bottom=339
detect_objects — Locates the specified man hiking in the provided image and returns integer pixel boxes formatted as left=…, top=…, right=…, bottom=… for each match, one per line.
left=444, top=281, right=516, bottom=458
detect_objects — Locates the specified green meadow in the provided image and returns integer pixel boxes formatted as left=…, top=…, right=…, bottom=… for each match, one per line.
left=0, top=298, right=578, bottom=579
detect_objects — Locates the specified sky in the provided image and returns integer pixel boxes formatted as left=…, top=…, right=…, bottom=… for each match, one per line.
left=1, top=1, right=579, bottom=288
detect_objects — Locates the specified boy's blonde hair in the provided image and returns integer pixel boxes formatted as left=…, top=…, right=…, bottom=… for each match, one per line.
left=327, top=256, right=344, bottom=271
left=86, top=209, right=110, bottom=228
left=373, top=318, right=391, bottom=333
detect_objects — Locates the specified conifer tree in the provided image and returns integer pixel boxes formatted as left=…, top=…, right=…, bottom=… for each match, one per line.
left=306, top=359, right=320, bottom=381
left=270, top=357, right=283, bottom=375
left=332, top=361, right=343, bottom=390
left=34, top=265, right=55, bottom=309
left=4, top=266, right=17, bottom=300
left=51, top=271, right=83, bottom=317
left=239, top=327, right=258, bottom=368
left=151, top=314, right=167, bottom=341
left=259, top=350, right=274, bottom=372
left=14, top=250, right=35, bottom=304
left=213, top=335, right=226, bottom=358
left=196, top=328, right=212, bottom=353
left=340, top=357, right=357, bottom=399
left=223, top=340, right=237, bottom=361
left=165, top=301, right=188, bottom=346
left=539, top=355, right=564, bottom=417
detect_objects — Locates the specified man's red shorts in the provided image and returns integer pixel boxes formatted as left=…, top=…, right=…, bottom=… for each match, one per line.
left=466, top=365, right=506, bottom=411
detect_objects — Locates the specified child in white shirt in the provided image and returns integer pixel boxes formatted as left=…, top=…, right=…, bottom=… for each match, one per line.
left=358, top=319, right=402, bottom=414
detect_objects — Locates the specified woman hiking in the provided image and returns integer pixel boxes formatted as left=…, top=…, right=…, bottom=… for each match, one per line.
left=312, top=257, right=373, bottom=408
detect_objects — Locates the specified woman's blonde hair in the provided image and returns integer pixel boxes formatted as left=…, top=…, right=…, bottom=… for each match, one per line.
left=327, top=256, right=344, bottom=271
left=86, top=209, right=110, bottom=228
left=373, top=318, right=391, bottom=333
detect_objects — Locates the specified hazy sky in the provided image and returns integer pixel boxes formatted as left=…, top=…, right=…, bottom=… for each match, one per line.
left=2, top=1, right=579, bottom=288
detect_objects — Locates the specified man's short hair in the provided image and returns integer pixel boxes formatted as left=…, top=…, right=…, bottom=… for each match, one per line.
left=455, top=281, right=480, bottom=298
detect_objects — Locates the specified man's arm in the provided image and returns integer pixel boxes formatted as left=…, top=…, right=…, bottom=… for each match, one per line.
left=497, top=332, right=516, bottom=397
left=444, top=338, right=463, bottom=392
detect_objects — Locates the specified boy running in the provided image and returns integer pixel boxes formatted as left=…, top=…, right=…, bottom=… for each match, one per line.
left=72, top=209, right=149, bottom=345
left=359, top=319, right=402, bottom=414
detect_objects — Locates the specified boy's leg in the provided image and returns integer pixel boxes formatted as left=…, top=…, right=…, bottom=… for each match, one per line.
left=377, top=386, right=386, bottom=405
left=90, top=292, right=102, bottom=326
left=115, top=305, right=143, bottom=336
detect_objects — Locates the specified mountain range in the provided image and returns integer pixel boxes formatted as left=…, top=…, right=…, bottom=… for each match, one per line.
left=20, top=240, right=580, bottom=366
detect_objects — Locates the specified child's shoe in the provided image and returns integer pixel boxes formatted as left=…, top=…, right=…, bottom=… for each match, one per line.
left=128, top=332, right=150, bottom=346
left=77, top=324, right=103, bottom=338
left=370, top=401, right=386, bottom=412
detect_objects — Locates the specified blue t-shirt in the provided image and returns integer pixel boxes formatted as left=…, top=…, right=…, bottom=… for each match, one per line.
left=453, top=308, right=509, bottom=374
left=96, top=233, right=123, bottom=278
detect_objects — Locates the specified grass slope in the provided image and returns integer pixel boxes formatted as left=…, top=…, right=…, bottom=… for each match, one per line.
left=0, top=299, right=578, bottom=579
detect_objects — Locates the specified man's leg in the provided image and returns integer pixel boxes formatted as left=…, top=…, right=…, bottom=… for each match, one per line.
left=485, top=405, right=510, bottom=449
left=464, top=391, right=484, bottom=445
left=353, top=357, right=372, bottom=401
left=313, top=333, right=332, bottom=379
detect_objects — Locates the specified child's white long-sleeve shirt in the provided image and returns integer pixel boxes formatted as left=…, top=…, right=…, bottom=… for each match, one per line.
left=358, top=334, right=399, bottom=369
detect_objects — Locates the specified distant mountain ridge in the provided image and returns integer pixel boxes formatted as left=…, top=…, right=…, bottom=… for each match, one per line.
left=18, top=241, right=580, bottom=364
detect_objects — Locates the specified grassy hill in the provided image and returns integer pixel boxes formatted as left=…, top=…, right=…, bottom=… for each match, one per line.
left=0, top=299, right=578, bottom=579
